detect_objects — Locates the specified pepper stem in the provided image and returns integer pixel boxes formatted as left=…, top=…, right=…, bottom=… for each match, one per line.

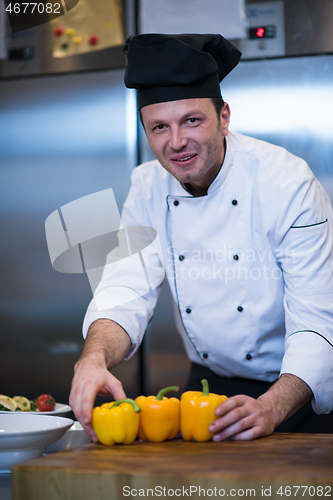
left=112, top=398, right=141, bottom=412
left=201, top=379, right=210, bottom=396
left=156, top=386, right=179, bottom=400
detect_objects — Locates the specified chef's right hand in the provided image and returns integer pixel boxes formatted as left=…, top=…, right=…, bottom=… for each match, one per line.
left=69, top=353, right=126, bottom=441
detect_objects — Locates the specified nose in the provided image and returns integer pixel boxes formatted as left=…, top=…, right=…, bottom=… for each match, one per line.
left=169, top=126, right=187, bottom=151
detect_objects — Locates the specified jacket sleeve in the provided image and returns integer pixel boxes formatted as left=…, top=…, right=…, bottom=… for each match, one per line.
left=271, top=174, right=333, bottom=414
left=82, top=167, right=165, bottom=359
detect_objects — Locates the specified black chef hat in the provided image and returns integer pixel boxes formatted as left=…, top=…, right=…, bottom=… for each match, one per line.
left=123, top=33, right=241, bottom=109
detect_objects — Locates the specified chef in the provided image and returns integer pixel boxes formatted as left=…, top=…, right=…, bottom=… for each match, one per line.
left=69, top=34, right=333, bottom=441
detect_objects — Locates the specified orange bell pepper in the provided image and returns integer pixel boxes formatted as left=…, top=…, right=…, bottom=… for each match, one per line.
left=135, top=386, right=180, bottom=442
left=180, top=379, right=227, bottom=442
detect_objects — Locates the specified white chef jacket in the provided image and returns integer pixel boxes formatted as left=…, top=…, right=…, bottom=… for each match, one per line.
left=83, top=131, right=333, bottom=414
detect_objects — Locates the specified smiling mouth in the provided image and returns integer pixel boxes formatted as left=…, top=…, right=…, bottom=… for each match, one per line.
left=172, top=155, right=197, bottom=162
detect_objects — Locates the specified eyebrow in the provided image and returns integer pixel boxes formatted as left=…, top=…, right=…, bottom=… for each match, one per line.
left=146, top=109, right=206, bottom=128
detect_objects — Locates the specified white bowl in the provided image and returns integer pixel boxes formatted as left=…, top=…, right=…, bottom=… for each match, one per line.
left=0, top=413, right=73, bottom=472
left=45, top=421, right=91, bottom=454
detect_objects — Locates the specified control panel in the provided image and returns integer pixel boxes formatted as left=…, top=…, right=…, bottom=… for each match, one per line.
left=240, top=1, right=285, bottom=59
left=0, top=23, right=40, bottom=77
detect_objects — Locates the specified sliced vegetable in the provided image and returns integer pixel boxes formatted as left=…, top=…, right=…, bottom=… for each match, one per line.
left=13, top=396, right=31, bottom=411
left=0, top=395, right=17, bottom=411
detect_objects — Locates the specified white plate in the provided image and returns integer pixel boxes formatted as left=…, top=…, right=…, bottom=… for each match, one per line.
left=0, top=413, right=73, bottom=472
left=0, top=403, right=71, bottom=416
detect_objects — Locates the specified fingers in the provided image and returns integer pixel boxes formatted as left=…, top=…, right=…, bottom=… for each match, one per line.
left=107, top=375, right=127, bottom=401
left=229, top=425, right=263, bottom=441
left=209, top=395, right=273, bottom=442
left=211, top=396, right=250, bottom=435
left=69, top=360, right=127, bottom=442
left=211, top=415, right=255, bottom=441
left=70, top=375, right=98, bottom=441
left=77, top=380, right=100, bottom=441
left=80, top=421, right=98, bottom=442
left=214, top=394, right=248, bottom=417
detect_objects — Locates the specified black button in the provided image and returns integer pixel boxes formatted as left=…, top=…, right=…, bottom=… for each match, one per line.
left=186, top=308, right=191, bottom=314
left=179, top=255, right=185, bottom=261
left=237, top=306, right=243, bottom=312
left=203, top=353, right=208, bottom=359
left=232, top=199, right=238, bottom=206
left=233, top=254, right=239, bottom=261
left=173, top=200, right=179, bottom=206
left=246, top=353, right=252, bottom=360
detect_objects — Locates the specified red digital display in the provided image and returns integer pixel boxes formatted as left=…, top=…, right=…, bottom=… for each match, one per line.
left=256, top=27, right=265, bottom=38
left=249, top=25, right=276, bottom=39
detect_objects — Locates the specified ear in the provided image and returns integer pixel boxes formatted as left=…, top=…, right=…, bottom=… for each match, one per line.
left=220, top=102, right=230, bottom=136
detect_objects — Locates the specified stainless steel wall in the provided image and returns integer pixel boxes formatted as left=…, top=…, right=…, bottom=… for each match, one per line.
left=222, top=55, right=333, bottom=200
left=0, top=69, right=139, bottom=402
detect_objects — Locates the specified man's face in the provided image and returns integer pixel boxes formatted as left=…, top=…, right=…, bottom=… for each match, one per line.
left=141, top=98, right=230, bottom=193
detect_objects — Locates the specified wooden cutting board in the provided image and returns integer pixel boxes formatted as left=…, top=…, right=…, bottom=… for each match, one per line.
left=12, top=434, right=333, bottom=500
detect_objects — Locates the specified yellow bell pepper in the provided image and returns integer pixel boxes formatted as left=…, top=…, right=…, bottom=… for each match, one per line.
left=180, top=379, right=227, bottom=442
left=92, top=398, right=141, bottom=446
left=135, top=386, right=180, bottom=442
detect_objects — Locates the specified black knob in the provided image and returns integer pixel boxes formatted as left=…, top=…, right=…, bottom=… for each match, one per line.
left=232, top=199, right=238, bottom=206
left=238, top=306, right=243, bottom=312
left=174, top=200, right=179, bottom=206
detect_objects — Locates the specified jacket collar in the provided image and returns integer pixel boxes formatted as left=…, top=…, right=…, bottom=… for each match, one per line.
left=168, top=133, right=234, bottom=198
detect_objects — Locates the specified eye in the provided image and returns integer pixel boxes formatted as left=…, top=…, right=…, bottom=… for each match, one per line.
left=154, top=124, right=166, bottom=131
left=187, top=117, right=199, bottom=124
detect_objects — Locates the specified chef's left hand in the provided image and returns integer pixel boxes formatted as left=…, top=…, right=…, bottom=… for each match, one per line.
left=208, top=394, right=277, bottom=441
left=208, top=373, right=313, bottom=441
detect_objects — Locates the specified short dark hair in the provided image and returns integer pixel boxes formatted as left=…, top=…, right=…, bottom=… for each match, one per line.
left=211, top=97, right=225, bottom=119
left=139, top=97, right=225, bottom=129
